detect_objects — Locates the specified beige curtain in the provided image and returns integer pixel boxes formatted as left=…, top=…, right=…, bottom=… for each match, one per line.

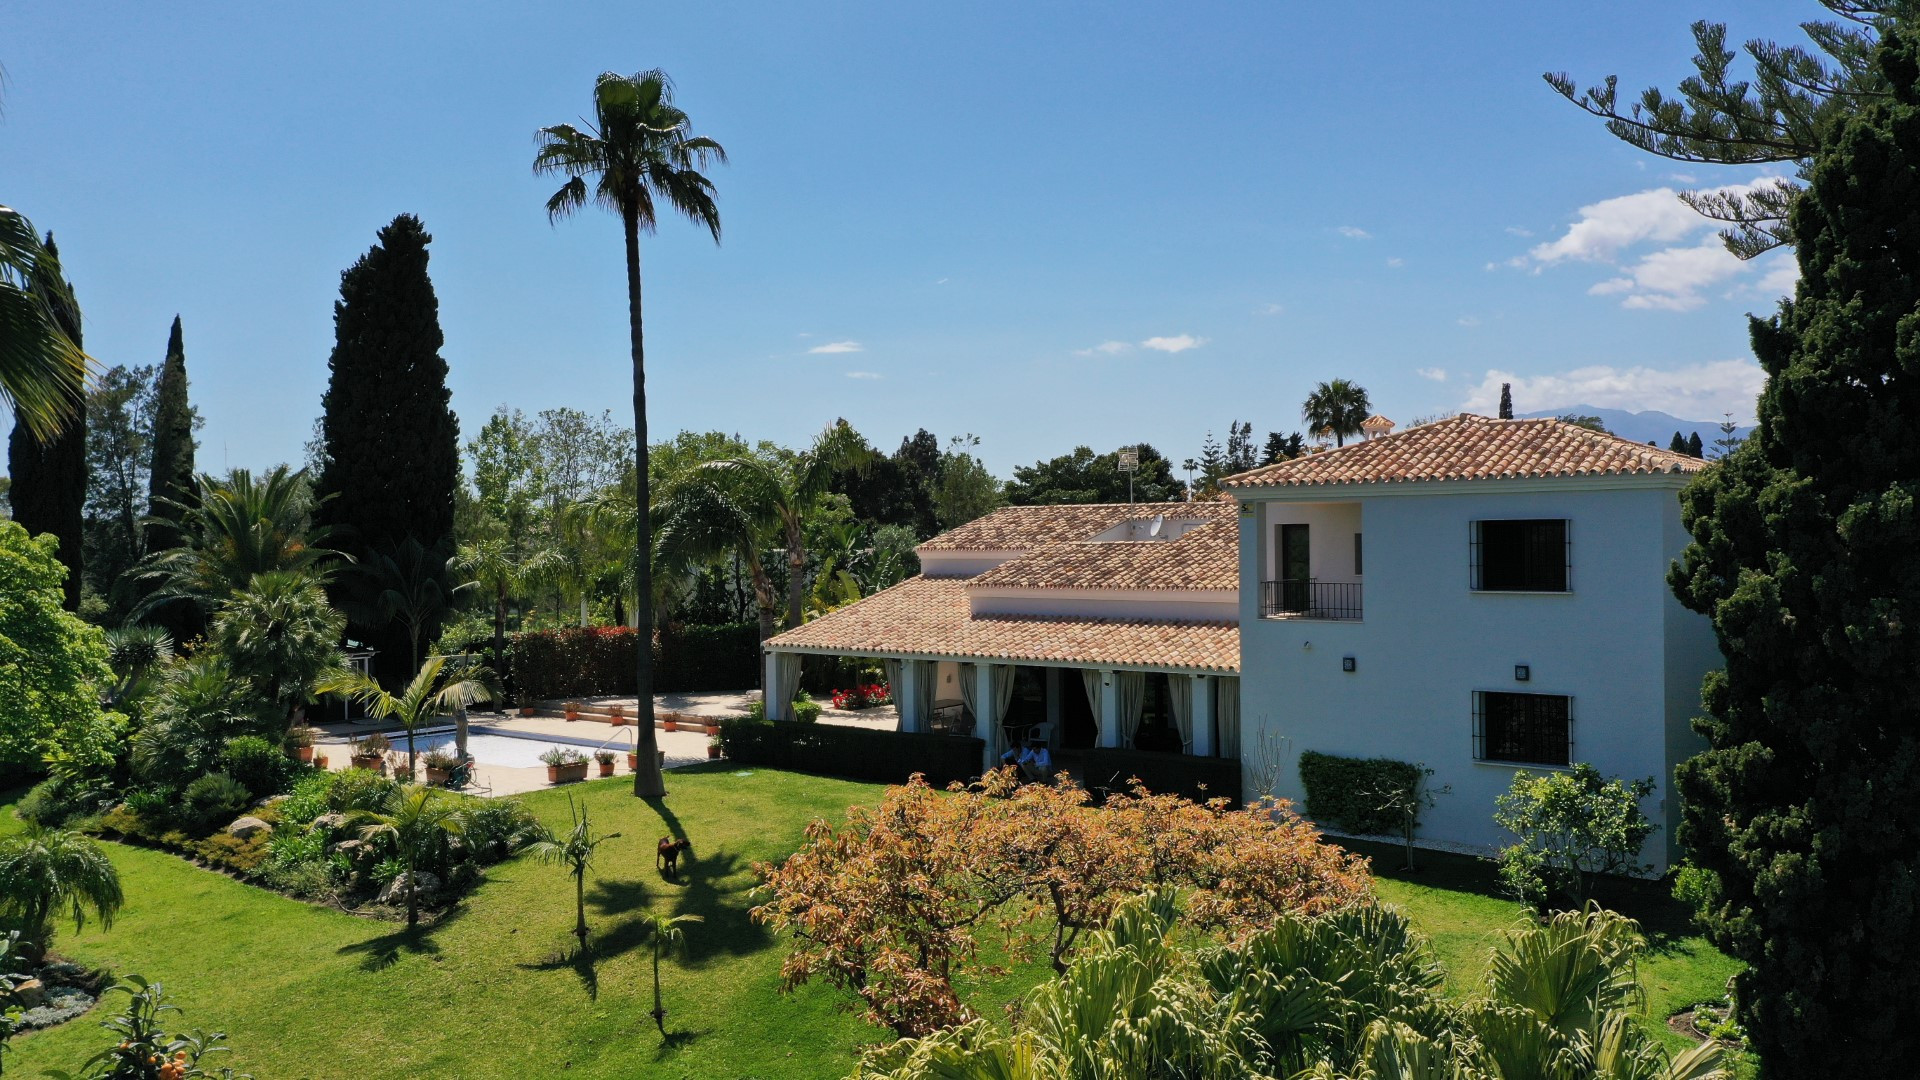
left=884, top=659, right=904, bottom=732
left=769, top=652, right=802, bottom=721
left=1166, top=674, right=1194, bottom=753
left=987, top=664, right=1017, bottom=765
left=914, top=660, right=938, bottom=723
left=1081, top=669, right=1104, bottom=719
left=1217, top=676, right=1241, bottom=758
left=1118, top=671, right=1147, bottom=746
left=959, top=663, right=977, bottom=720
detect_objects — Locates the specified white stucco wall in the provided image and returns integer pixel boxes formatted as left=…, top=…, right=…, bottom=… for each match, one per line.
left=1235, top=479, right=1715, bottom=872
left=1261, top=501, right=1364, bottom=584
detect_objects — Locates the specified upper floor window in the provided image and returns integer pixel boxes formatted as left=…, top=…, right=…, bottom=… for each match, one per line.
left=1474, top=691, right=1571, bottom=766
left=1471, top=519, right=1569, bottom=592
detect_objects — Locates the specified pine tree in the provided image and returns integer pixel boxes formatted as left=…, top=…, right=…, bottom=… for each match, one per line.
left=5, top=234, right=87, bottom=611
left=146, top=316, right=196, bottom=553
left=1668, top=431, right=1688, bottom=454
left=1668, top=29, right=1920, bottom=1074
left=1686, top=431, right=1704, bottom=458
left=314, top=215, right=461, bottom=664
left=1498, top=382, right=1514, bottom=419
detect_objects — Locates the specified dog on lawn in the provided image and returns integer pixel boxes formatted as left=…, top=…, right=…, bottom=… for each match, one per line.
left=656, top=836, right=693, bottom=878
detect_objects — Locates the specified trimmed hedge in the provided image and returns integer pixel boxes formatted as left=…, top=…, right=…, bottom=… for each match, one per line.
left=507, top=622, right=760, bottom=701
left=717, top=718, right=984, bottom=788
left=1296, top=750, right=1423, bottom=835
left=1083, top=748, right=1243, bottom=807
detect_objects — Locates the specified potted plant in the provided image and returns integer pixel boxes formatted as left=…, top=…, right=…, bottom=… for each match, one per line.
left=662, top=712, right=679, bottom=733
left=423, top=748, right=459, bottom=786
left=608, top=703, right=628, bottom=726
left=703, top=718, right=720, bottom=737
left=388, top=748, right=416, bottom=782
left=706, top=736, right=723, bottom=760
left=520, top=703, right=537, bottom=717
left=542, top=746, right=589, bottom=784
left=564, top=701, right=582, bottom=722
left=628, top=748, right=667, bottom=772
left=350, top=733, right=390, bottom=773
left=594, top=748, right=617, bottom=777
left=313, top=752, right=330, bottom=770
left=285, top=725, right=318, bottom=763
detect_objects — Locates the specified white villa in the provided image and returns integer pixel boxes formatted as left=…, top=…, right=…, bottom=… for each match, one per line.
left=763, top=413, right=1717, bottom=869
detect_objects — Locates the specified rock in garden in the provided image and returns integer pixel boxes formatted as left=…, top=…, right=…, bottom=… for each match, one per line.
left=226, top=815, right=272, bottom=838
left=254, top=794, right=290, bottom=808
left=311, top=812, right=349, bottom=832
left=378, top=871, right=440, bottom=906
left=11, top=978, right=46, bottom=1008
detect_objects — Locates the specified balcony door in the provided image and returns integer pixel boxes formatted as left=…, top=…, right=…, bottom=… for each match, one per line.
left=1277, top=523, right=1310, bottom=612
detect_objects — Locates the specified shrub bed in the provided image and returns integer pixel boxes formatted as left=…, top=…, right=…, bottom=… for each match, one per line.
left=717, top=718, right=984, bottom=787
left=507, top=621, right=760, bottom=701
left=1296, top=750, right=1424, bottom=835
left=1082, top=748, right=1243, bottom=807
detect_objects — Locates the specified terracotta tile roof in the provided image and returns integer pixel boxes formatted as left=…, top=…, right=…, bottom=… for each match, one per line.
left=765, top=577, right=1239, bottom=672
left=1221, top=413, right=1707, bottom=489
left=968, top=519, right=1239, bottom=591
left=919, top=502, right=1227, bottom=551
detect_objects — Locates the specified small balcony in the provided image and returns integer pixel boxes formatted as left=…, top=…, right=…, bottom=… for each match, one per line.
left=1260, top=579, right=1362, bottom=621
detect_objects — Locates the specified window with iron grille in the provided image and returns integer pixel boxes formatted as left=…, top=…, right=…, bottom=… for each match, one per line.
left=1473, top=691, right=1571, bottom=766
left=1470, top=519, right=1570, bottom=591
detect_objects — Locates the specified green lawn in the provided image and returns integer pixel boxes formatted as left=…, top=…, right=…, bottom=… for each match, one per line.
left=5, top=771, right=1741, bottom=1077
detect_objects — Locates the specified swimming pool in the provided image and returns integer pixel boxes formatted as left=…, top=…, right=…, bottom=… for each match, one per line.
left=376, top=727, right=630, bottom=769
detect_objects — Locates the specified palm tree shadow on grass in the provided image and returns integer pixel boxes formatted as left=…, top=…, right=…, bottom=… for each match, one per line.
left=653, top=1028, right=710, bottom=1058
left=520, top=942, right=601, bottom=999
left=337, top=922, right=445, bottom=973
left=665, top=848, right=773, bottom=966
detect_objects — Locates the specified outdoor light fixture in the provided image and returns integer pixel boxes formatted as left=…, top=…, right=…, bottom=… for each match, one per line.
left=1342, top=656, right=1357, bottom=673
left=1514, top=664, right=1531, bottom=682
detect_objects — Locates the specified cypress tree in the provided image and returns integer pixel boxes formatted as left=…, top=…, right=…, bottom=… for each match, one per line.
left=314, top=215, right=460, bottom=666
left=146, top=316, right=196, bottom=552
left=1685, top=431, right=1704, bottom=458
left=1668, top=431, right=1688, bottom=454
left=1669, top=29, right=1920, bottom=1075
left=1497, top=382, right=1513, bottom=419
left=5, top=234, right=87, bottom=611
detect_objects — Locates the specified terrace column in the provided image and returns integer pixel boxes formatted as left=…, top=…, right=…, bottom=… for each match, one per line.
left=975, top=663, right=998, bottom=773
left=1191, top=675, right=1216, bottom=757
left=897, top=660, right=923, bottom=733
left=1097, top=669, right=1121, bottom=748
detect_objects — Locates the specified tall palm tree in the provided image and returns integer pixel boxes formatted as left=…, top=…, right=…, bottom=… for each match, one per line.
left=653, top=474, right=780, bottom=642
left=133, top=465, right=338, bottom=617
left=317, top=653, right=496, bottom=781
left=0, top=826, right=123, bottom=962
left=0, top=206, right=88, bottom=444
left=687, top=420, right=876, bottom=631
left=453, top=535, right=559, bottom=674
left=1301, top=379, right=1372, bottom=448
left=346, top=786, right=467, bottom=928
left=535, top=68, right=726, bottom=800
left=525, top=796, right=620, bottom=952
left=637, top=911, right=703, bottom=1035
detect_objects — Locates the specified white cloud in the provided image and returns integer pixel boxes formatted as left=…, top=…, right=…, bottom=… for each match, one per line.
left=1386, top=257, right=1405, bottom=268
left=1752, top=255, right=1799, bottom=299
left=1073, top=340, right=1132, bottom=357
left=808, top=340, right=863, bottom=354
left=1254, top=302, right=1285, bottom=316
left=1141, top=334, right=1207, bottom=353
left=1336, top=226, right=1371, bottom=239
left=935, top=277, right=949, bottom=284
left=1459, top=359, right=1764, bottom=421
left=844, top=371, right=881, bottom=380
left=1528, top=187, right=1704, bottom=264
left=1456, top=316, right=1481, bottom=327
left=1417, top=367, right=1448, bottom=382
left=1505, top=226, right=1534, bottom=238
left=1667, top=172, right=1699, bottom=184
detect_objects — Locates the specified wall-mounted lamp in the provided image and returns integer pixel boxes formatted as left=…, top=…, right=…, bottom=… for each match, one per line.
left=1342, top=656, right=1357, bottom=673
left=1302, top=640, right=1312, bottom=651
left=1514, top=664, right=1531, bottom=682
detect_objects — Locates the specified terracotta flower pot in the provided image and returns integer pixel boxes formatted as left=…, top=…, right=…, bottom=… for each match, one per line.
left=597, top=761, right=614, bottom=777
left=426, top=766, right=451, bottom=785
left=565, top=704, right=581, bottom=722
left=314, top=754, right=330, bottom=770
left=707, top=744, right=722, bottom=760
left=351, top=754, right=384, bottom=774
left=520, top=706, right=537, bottom=717
left=547, top=761, right=589, bottom=784
left=663, top=716, right=679, bottom=733
left=704, top=722, right=720, bottom=737
left=293, top=745, right=315, bottom=763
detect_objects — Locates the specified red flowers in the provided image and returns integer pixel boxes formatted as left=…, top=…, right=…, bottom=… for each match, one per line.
left=829, top=683, right=892, bottom=710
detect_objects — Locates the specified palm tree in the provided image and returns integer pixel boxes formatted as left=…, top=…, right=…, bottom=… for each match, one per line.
left=102, top=624, right=174, bottom=714
left=346, top=786, right=467, bottom=928
left=637, top=911, right=703, bottom=1035
left=524, top=796, right=620, bottom=951
left=1301, top=379, right=1372, bottom=448
left=453, top=535, right=559, bottom=674
left=317, top=653, right=496, bottom=780
left=346, top=536, right=465, bottom=670
left=131, top=652, right=263, bottom=786
left=211, top=570, right=346, bottom=730
left=133, top=465, right=338, bottom=617
left=0, top=206, right=88, bottom=444
left=535, top=68, right=726, bottom=800
left=653, top=474, right=780, bottom=642
left=0, top=827, right=123, bottom=962
left=686, top=420, right=876, bottom=631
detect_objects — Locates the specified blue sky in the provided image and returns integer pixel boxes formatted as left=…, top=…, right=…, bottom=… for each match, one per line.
left=7, top=1, right=1805, bottom=476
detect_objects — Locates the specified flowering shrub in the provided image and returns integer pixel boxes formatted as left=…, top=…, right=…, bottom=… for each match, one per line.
left=829, top=683, right=892, bottom=710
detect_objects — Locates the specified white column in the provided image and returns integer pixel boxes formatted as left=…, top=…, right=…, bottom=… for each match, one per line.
left=1097, top=669, right=1121, bottom=748
left=1192, top=675, right=1216, bottom=757
left=898, top=660, right=922, bottom=733
left=975, top=663, right=999, bottom=772
left=763, top=652, right=786, bottom=722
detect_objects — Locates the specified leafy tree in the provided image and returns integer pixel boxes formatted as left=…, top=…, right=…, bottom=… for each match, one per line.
left=892, top=429, right=944, bottom=537
left=0, top=826, right=122, bottom=962
left=1499, top=381, right=1515, bottom=419
left=0, top=209, right=87, bottom=445
left=1667, top=31, right=1920, bottom=1073
left=468, top=407, right=543, bottom=538
left=453, top=535, right=557, bottom=672
left=318, top=653, right=496, bottom=783
left=345, top=785, right=467, bottom=928
left=134, top=467, right=336, bottom=618
left=313, top=214, right=461, bottom=669
left=930, top=435, right=1001, bottom=528
left=655, top=469, right=781, bottom=640
left=637, top=911, right=703, bottom=1035
left=80, top=364, right=155, bottom=615
left=62, top=974, right=242, bottom=1080
left=530, top=406, right=628, bottom=515
left=1195, top=430, right=1226, bottom=492
left=0, top=520, right=112, bottom=772
left=1260, top=430, right=1305, bottom=466
left=6, top=232, right=87, bottom=611
left=145, top=316, right=197, bottom=556
left=1302, top=379, right=1371, bottom=447
left=525, top=795, right=620, bottom=952
left=535, top=67, right=727, bottom=800
left=1493, top=764, right=1657, bottom=910
left=1546, top=0, right=1905, bottom=258
left=210, top=571, right=345, bottom=730
left=1686, top=431, right=1706, bottom=458
left=1005, top=444, right=1182, bottom=505
left=1556, top=413, right=1611, bottom=433
left=1223, top=420, right=1257, bottom=473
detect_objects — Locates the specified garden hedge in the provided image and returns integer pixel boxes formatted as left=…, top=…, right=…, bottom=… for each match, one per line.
left=716, top=718, right=984, bottom=788
left=1082, top=748, right=1243, bottom=807
left=1296, top=750, right=1423, bottom=835
left=507, top=622, right=760, bottom=701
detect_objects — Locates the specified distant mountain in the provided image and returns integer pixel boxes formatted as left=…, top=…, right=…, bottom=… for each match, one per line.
left=1517, top=406, right=1753, bottom=448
